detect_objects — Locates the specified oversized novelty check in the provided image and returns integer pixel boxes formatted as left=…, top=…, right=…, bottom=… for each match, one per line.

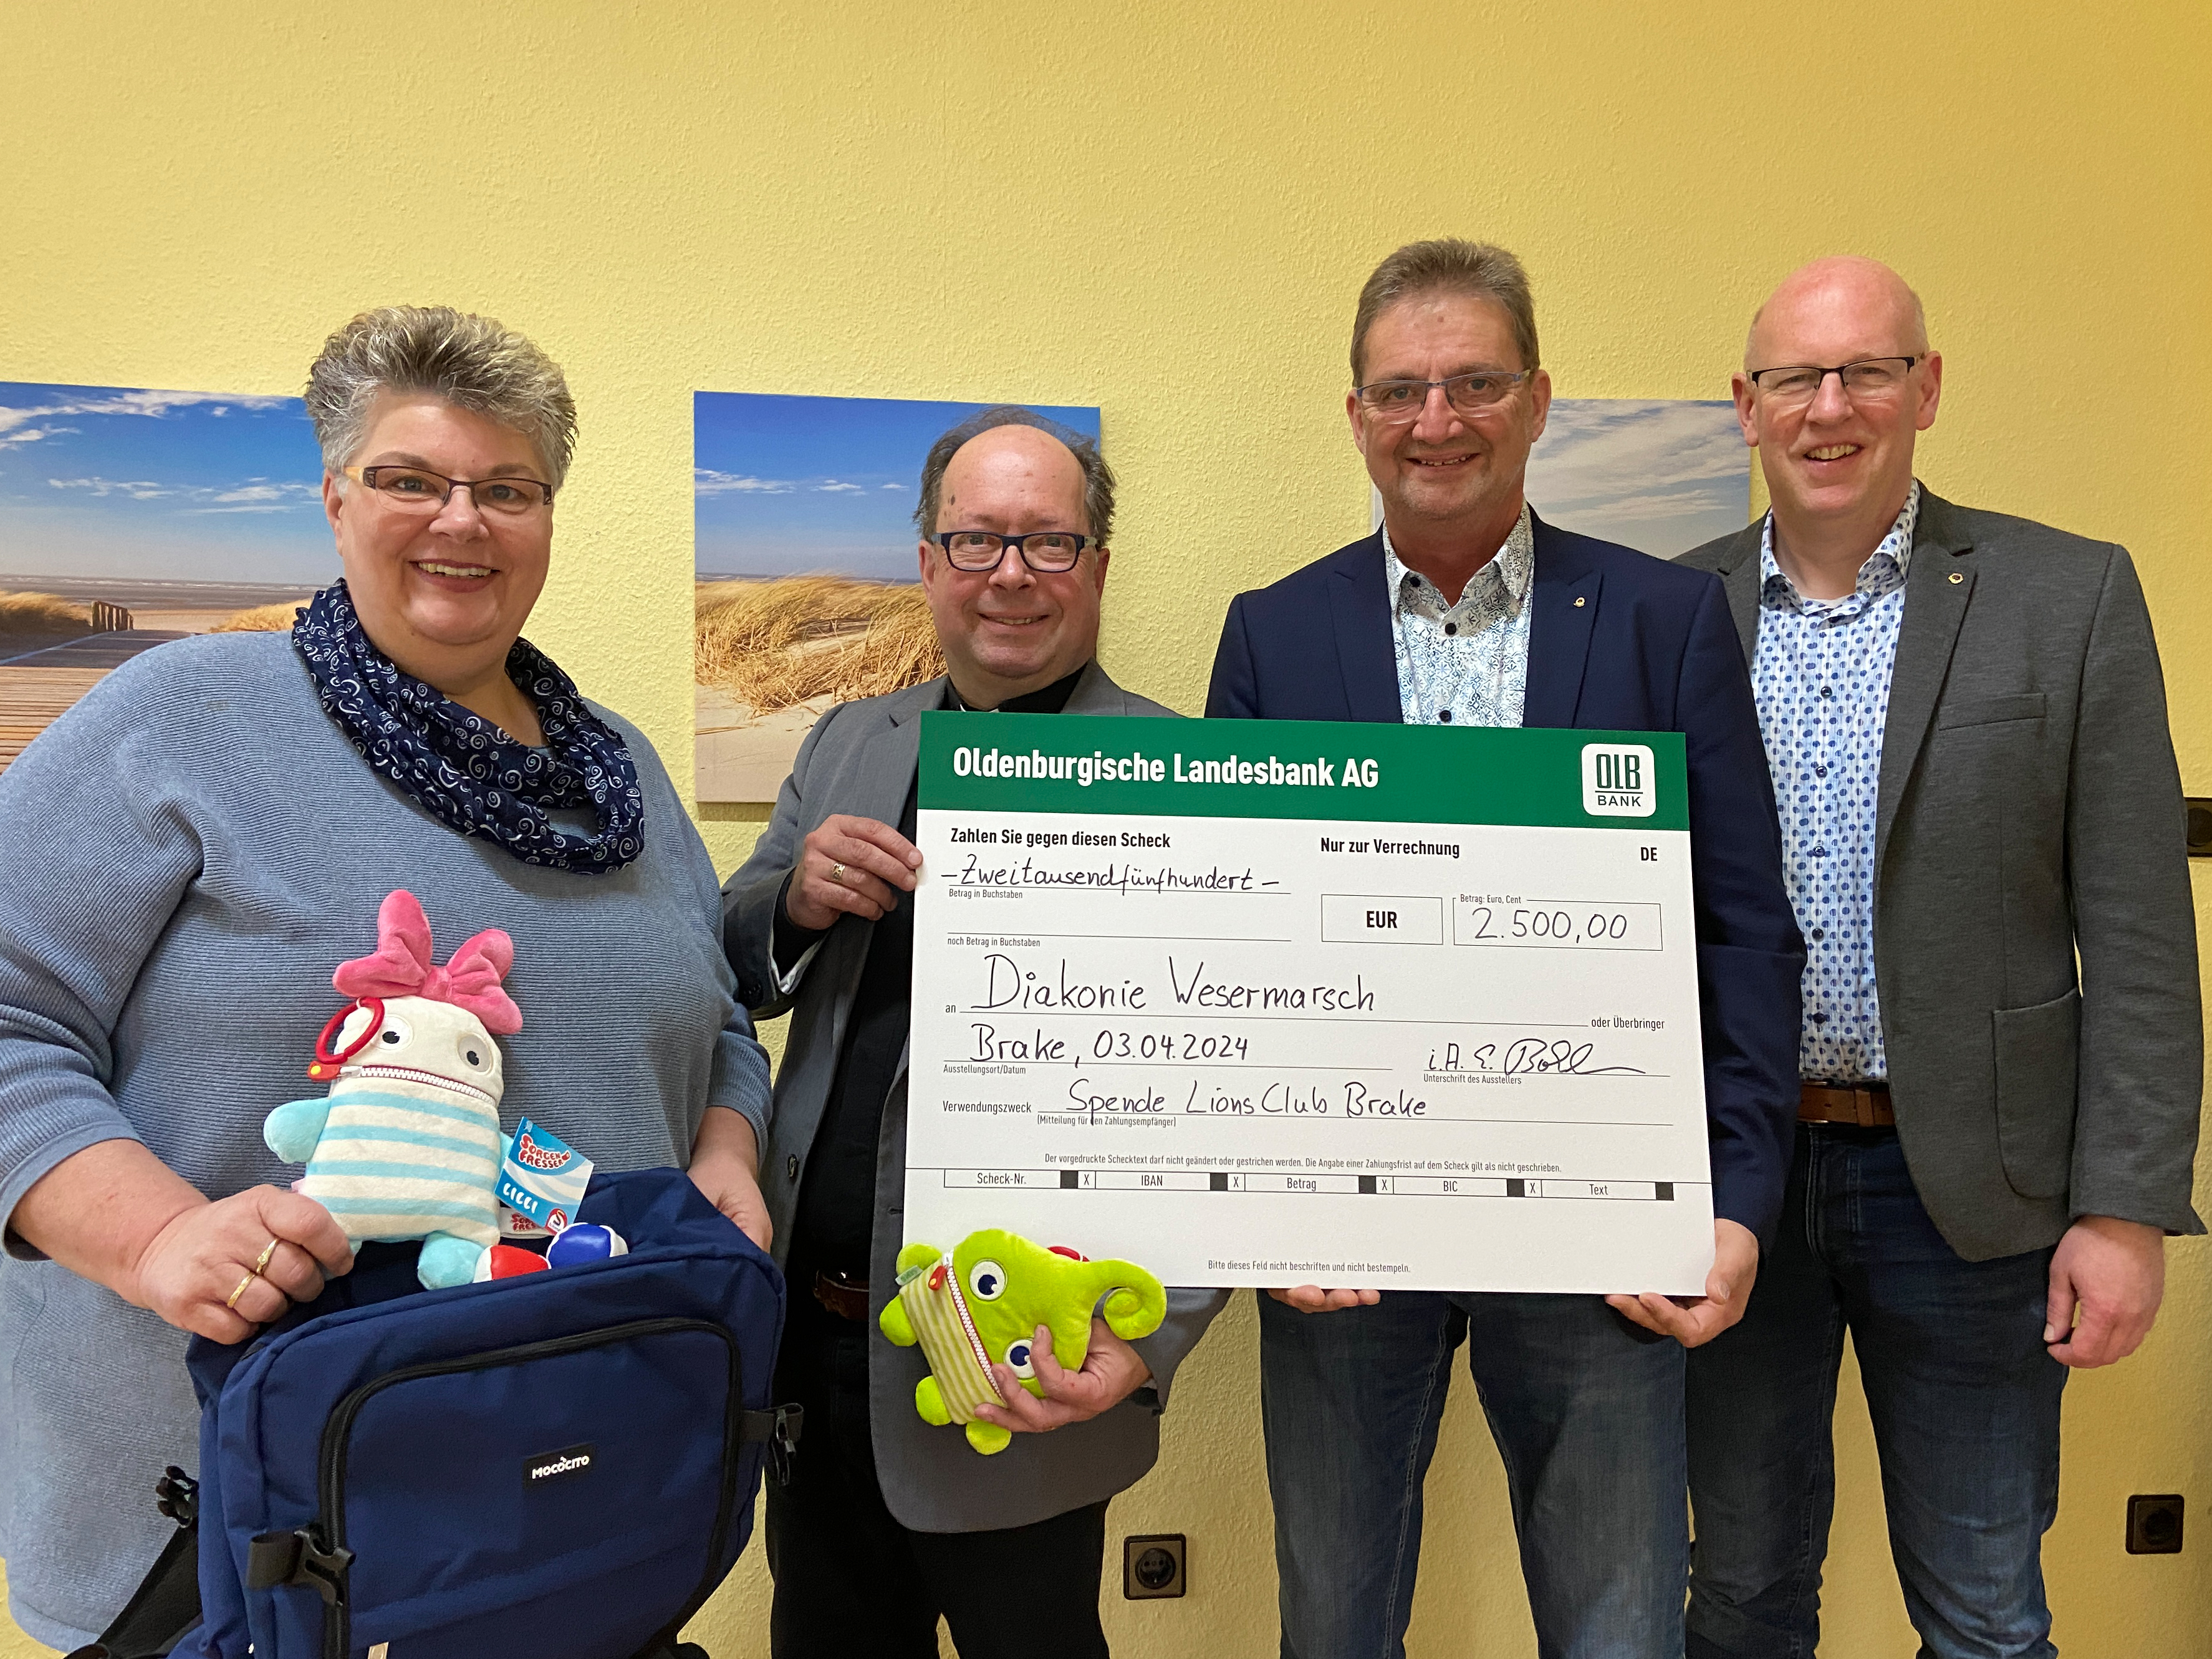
left=905, top=713, right=1713, bottom=1294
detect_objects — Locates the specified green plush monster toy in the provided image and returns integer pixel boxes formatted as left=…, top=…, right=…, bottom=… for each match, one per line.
left=879, top=1228, right=1168, bottom=1455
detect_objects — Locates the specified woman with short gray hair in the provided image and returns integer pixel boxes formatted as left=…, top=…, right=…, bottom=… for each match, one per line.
left=0, top=305, right=772, bottom=1649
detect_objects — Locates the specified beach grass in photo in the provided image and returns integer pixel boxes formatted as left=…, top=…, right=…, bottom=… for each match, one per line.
left=693, top=392, right=1100, bottom=802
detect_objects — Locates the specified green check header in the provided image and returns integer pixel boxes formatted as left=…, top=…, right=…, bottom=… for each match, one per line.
left=918, top=713, right=1688, bottom=831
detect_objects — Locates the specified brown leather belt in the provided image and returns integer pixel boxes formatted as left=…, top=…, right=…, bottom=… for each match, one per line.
left=812, top=1268, right=871, bottom=1322
left=1799, top=1080, right=1895, bottom=1128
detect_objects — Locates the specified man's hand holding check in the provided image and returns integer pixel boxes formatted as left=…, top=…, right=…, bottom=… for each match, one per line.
left=787, top=814, right=922, bottom=929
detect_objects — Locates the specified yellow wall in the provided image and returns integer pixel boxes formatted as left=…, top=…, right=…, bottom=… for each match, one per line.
left=4, top=3, right=2208, bottom=1653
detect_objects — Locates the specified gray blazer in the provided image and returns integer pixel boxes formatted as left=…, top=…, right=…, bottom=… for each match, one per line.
left=1679, top=488, right=2203, bottom=1259
left=723, top=660, right=1231, bottom=1531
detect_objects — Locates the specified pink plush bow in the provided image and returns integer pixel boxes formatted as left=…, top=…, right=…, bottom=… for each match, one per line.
left=332, top=890, right=522, bottom=1034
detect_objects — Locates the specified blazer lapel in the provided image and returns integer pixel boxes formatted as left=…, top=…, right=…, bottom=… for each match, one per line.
left=1522, top=512, right=1602, bottom=729
left=1327, top=534, right=1405, bottom=723
left=888, top=666, right=1122, bottom=1089
left=1875, top=490, right=1976, bottom=865
left=870, top=680, right=947, bottom=1093
left=856, top=677, right=940, bottom=829
left=1064, top=659, right=1130, bottom=714
left=1709, top=522, right=1765, bottom=663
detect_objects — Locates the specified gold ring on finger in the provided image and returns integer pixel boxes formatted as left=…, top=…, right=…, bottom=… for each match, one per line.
left=830, top=863, right=845, bottom=883
left=252, top=1238, right=281, bottom=1276
left=226, top=1273, right=258, bottom=1311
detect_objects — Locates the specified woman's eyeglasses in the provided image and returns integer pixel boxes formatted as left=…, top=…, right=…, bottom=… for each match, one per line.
left=342, top=466, right=554, bottom=514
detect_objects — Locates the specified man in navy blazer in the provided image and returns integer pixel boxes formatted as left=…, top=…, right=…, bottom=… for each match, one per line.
left=1209, top=239, right=1802, bottom=1659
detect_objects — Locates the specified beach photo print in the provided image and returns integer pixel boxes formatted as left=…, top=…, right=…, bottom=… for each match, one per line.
left=693, top=392, right=1100, bottom=803
left=0, top=382, right=330, bottom=774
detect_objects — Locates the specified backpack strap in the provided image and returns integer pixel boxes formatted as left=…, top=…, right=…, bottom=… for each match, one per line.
left=243, top=1526, right=353, bottom=1604
left=63, top=1470, right=202, bottom=1659
left=741, top=1403, right=804, bottom=1488
left=623, top=1405, right=802, bottom=1659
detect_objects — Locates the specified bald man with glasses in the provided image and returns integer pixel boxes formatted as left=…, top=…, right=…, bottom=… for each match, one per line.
left=1675, top=257, right=2201, bottom=1659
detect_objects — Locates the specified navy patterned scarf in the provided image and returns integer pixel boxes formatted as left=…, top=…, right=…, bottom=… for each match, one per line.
left=292, top=581, right=645, bottom=874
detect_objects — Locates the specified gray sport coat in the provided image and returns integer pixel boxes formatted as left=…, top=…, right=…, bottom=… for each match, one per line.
left=722, top=660, right=1231, bottom=1531
left=1678, top=488, right=2203, bottom=1260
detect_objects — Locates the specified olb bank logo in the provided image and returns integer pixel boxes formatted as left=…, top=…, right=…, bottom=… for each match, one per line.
left=1581, top=743, right=1656, bottom=817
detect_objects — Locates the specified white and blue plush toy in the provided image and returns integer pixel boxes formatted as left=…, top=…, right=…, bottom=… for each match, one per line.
left=265, top=889, right=522, bottom=1289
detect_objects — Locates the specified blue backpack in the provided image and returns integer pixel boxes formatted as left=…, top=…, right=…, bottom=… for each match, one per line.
left=69, top=1167, right=796, bottom=1659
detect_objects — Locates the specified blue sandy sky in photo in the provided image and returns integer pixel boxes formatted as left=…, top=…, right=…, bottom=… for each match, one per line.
left=696, top=393, right=1101, bottom=582
left=1524, top=398, right=1748, bottom=557
left=0, top=382, right=335, bottom=586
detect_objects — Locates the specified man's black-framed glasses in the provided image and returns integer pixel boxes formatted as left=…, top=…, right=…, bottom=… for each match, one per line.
left=1745, top=357, right=1923, bottom=406
left=1354, top=369, right=1532, bottom=422
left=933, top=530, right=1096, bottom=572
left=342, top=465, right=555, bottom=514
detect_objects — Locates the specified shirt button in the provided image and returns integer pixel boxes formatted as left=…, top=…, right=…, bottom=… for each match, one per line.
left=1438, top=709, right=1453, bottom=723
left=1819, top=685, right=1835, bottom=700
left=1814, top=764, right=1828, bottom=778
left=1810, top=927, right=1825, bottom=941
left=1810, top=845, right=1828, bottom=858
left=1445, top=623, right=1457, bottom=636
left=1810, top=1012, right=1829, bottom=1025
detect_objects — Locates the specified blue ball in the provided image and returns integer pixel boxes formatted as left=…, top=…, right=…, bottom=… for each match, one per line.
left=547, top=1224, right=628, bottom=1268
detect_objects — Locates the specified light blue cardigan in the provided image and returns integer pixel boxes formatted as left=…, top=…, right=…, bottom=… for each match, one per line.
left=0, top=632, right=770, bottom=1648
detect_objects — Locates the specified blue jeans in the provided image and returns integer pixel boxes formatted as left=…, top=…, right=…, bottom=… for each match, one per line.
left=1685, top=1126, right=2067, bottom=1659
left=1260, top=1289, right=1688, bottom=1658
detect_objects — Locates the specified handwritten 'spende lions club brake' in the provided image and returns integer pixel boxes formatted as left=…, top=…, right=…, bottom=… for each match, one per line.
left=904, top=713, right=1714, bottom=1294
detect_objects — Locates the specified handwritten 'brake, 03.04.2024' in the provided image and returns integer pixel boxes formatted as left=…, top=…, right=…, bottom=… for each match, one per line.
left=961, top=1017, right=1651, bottom=1081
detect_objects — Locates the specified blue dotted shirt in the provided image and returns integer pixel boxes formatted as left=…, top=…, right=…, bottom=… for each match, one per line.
left=1751, top=482, right=1920, bottom=1083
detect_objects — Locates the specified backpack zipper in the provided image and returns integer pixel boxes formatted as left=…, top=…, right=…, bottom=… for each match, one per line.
left=308, top=1315, right=743, bottom=1658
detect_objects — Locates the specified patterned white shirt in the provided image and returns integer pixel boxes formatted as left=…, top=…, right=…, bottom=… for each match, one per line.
left=1382, top=504, right=1534, bottom=729
left=1751, top=481, right=1921, bottom=1082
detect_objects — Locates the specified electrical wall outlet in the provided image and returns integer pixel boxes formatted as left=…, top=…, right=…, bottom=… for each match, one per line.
left=2127, top=1494, right=2185, bottom=1554
left=1123, top=1532, right=1187, bottom=1599
left=2186, top=800, right=2212, bottom=857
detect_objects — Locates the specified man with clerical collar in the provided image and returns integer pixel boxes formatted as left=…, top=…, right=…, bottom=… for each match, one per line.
left=722, top=406, right=1226, bottom=1658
